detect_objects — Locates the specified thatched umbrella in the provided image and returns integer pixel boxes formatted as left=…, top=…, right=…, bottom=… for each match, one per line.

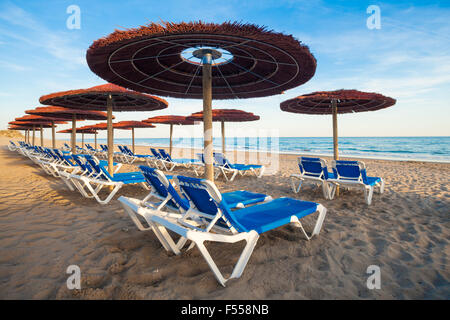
left=187, top=109, right=259, bottom=155
left=142, top=116, right=195, bottom=156
left=86, top=21, right=317, bottom=181
left=26, top=106, right=109, bottom=154
left=39, top=83, right=168, bottom=176
left=8, top=121, right=50, bottom=146
left=8, top=124, right=42, bottom=144
left=58, top=127, right=99, bottom=150
left=9, top=120, right=56, bottom=147
left=15, top=115, right=68, bottom=148
left=280, top=90, right=396, bottom=160
left=114, top=121, right=155, bottom=153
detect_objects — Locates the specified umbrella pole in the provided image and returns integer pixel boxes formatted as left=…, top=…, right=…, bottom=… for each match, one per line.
left=202, top=53, right=214, bottom=181
left=82, top=133, right=84, bottom=149
left=95, top=132, right=97, bottom=150
left=107, top=94, right=114, bottom=177
left=332, top=99, right=339, bottom=196
left=132, top=127, right=135, bottom=154
left=32, top=125, right=35, bottom=146
left=169, top=124, right=173, bottom=157
left=25, top=129, right=28, bottom=143
left=40, top=124, right=44, bottom=146
left=332, top=99, right=338, bottom=160
left=71, top=114, right=76, bottom=154
left=221, top=120, right=225, bottom=155
left=51, top=121, right=56, bottom=149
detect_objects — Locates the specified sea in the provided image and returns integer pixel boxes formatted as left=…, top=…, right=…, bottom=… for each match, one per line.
left=86, top=136, right=450, bottom=163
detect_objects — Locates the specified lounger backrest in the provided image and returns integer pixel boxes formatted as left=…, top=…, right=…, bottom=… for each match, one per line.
left=332, top=160, right=365, bottom=182
left=84, top=155, right=110, bottom=180
left=123, top=146, right=134, bottom=156
left=139, top=166, right=189, bottom=211
left=213, top=153, right=231, bottom=168
left=72, top=154, right=91, bottom=172
left=175, top=175, right=246, bottom=232
left=196, top=153, right=205, bottom=163
left=298, top=157, right=329, bottom=179
left=150, top=148, right=162, bottom=159
left=159, top=149, right=172, bottom=161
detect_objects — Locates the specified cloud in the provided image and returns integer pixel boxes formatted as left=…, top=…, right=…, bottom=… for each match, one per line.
left=0, top=61, right=30, bottom=71
left=0, top=2, right=86, bottom=67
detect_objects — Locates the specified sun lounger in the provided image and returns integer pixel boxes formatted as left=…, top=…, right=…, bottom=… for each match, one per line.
left=8, top=141, right=19, bottom=151
left=64, top=154, right=148, bottom=205
left=213, top=152, right=265, bottom=181
left=119, top=174, right=326, bottom=286
left=158, top=149, right=201, bottom=168
left=119, top=165, right=272, bottom=229
left=290, top=157, right=335, bottom=199
left=327, top=160, right=385, bottom=205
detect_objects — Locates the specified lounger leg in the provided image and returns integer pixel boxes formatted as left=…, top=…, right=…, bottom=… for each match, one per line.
left=364, top=186, right=374, bottom=205
left=195, top=241, right=228, bottom=286
left=290, top=176, right=302, bottom=193
left=322, top=182, right=331, bottom=199
left=149, top=222, right=181, bottom=254
left=229, top=231, right=259, bottom=280
left=328, top=183, right=337, bottom=200
left=229, top=170, right=238, bottom=182
left=291, top=205, right=327, bottom=240
left=257, top=166, right=265, bottom=178
left=379, top=179, right=385, bottom=194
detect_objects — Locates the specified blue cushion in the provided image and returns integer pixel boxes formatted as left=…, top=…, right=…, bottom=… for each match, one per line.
left=229, top=198, right=318, bottom=234
left=222, top=190, right=268, bottom=208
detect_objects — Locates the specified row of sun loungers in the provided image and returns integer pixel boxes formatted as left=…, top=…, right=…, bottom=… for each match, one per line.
left=290, top=156, right=384, bottom=205
left=8, top=140, right=383, bottom=286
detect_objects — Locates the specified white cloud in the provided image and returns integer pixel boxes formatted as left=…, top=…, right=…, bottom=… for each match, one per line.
left=0, top=3, right=86, bottom=67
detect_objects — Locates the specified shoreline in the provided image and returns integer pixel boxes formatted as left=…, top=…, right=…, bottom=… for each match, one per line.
left=19, top=137, right=450, bottom=165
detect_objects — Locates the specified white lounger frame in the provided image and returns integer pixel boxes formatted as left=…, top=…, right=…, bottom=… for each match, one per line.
left=327, top=160, right=385, bottom=205
left=290, top=157, right=331, bottom=199
left=119, top=179, right=327, bottom=286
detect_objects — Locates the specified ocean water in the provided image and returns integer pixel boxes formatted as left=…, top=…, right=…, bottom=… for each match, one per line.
left=87, top=136, right=450, bottom=163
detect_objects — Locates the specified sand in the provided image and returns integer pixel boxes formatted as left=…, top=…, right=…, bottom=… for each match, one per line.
left=0, top=136, right=449, bottom=299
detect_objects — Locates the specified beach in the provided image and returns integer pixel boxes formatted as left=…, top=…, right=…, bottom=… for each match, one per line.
left=0, top=136, right=449, bottom=299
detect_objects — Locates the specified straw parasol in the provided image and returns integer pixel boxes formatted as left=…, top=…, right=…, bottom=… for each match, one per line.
left=280, top=89, right=396, bottom=160
left=143, top=116, right=195, bottom=156
left=15, top=114, right=68, bottom=148
left=8, top=124, right=42, bottom=144
left=86, top=21, right=317, bottom=181
left=114, top=121, right=155, bottom=153
left=58, top=127, right=99, bottom=149
left=187, top=109, right=259, bottom=155
left=9, top=121, right=50, bottom=146
left=26, top=106, right=109, bottom=153
left=39, top=84, right=168, bottom=176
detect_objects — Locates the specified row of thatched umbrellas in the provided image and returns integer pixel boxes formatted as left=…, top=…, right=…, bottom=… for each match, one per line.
left=8, top=21, right=396, bottom=183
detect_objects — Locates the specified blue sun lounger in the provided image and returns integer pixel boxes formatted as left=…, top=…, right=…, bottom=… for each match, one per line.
left=290, top=157, right=335, bottom=199
left=327, top=160, right=385, bottom=205
left=119, top=174, right=326, bottom=286
left=119, top=166, right=273, bottom=233
left=63, top=154, right=147, bottom=205
left=123, top=145, right=155, bottom=162
left=158, top=149, right=200, bottom=167
left=213, top=152, right=265, bottom=181
left=149, top=148, right=184, bottom=171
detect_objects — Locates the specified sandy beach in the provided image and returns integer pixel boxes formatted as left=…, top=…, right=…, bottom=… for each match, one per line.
left=0, top=136, right=448, bottom=299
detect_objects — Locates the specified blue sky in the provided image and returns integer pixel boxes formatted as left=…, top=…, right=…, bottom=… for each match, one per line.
left=0, top=0, right=449, bottom=140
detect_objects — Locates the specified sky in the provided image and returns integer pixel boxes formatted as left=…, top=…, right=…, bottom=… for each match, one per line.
left=0, top=0, right=449, bottom=140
